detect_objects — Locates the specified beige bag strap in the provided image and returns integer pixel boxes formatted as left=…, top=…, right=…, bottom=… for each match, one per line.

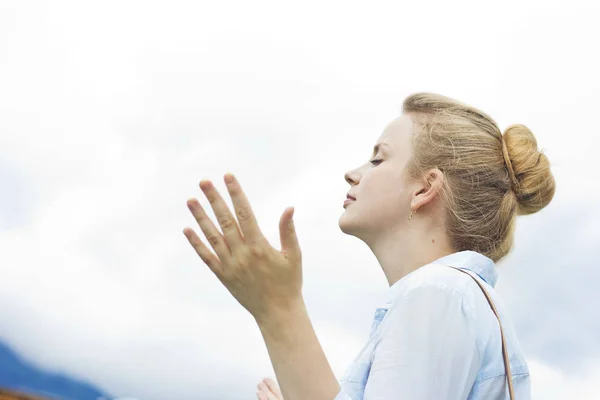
left=448, top=266, right=515, bottom=400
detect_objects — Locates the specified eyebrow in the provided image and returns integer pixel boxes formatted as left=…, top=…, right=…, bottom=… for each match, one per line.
left=372, top=142, right=389, bottom=156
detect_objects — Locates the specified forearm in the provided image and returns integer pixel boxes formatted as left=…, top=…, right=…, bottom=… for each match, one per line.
left=257, top=299, right=341, bottom=400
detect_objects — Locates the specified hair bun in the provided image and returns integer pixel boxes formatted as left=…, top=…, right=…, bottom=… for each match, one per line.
left=502, top=124, right=556, bottom=215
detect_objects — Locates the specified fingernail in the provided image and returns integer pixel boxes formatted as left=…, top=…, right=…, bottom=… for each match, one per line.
left=200, top=180, right=212, bottom=190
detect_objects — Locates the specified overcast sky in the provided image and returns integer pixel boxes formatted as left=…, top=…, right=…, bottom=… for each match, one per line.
left=1, top=0, right=599, bottom=399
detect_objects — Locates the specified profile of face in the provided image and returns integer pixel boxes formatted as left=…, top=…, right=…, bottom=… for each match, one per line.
left=339, top=114, right=423, bottom=244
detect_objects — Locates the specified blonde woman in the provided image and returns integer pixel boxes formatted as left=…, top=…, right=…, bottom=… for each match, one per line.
left=184, top=93, right=555, bottom=400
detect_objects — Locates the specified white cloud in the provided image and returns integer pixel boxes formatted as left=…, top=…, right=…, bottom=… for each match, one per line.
left=0, top=0, right=599, bottom=398
left=529, top=359, right=600, bottom=400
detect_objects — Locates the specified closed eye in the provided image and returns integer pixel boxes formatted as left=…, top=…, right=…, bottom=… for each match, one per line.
left=369, top=159, right=382, bottom=166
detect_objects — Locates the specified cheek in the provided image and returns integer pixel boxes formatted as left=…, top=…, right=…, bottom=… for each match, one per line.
left=371, top=196, right=406, bottom=218
left=373, top=175, right=411, bottom=207
left=360, top=190, right=408, bottom=223
left=359, top=169, right=411, bottom=217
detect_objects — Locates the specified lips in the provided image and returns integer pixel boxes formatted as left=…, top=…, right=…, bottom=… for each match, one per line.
left=346, top=194, right=356, bottom=200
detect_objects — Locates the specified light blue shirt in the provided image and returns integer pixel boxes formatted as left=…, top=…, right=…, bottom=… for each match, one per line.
left=334, top=250, right=531, bottom=400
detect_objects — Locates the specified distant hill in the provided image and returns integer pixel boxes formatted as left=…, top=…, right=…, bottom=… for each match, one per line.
left=0, top=340, right=111, bottom=400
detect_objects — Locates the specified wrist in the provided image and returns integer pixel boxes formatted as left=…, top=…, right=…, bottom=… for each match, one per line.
left=255, top=297, right=308, bottom=332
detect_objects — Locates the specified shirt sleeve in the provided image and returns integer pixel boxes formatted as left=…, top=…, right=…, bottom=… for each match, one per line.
left=363, top=284, right=481, bottom=400
left=333, top=388, right=354, bottom=400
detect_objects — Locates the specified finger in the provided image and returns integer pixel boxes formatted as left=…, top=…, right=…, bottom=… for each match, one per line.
left=186, top=198, right=232, bottom=265
left=256, top=383, right=270, bottom=398
left=200, top=180, right=245, bottom=249
left=256, top=391, right=267, bottom=400
left=257, top=386, right=279, bottom=400
left=279, top=207, right=300, bottom=262
left=266, top=391, right=280, bottom=400
left=256, top=391, right=279, bottom=400
left=182, top=226, right=223, bottom=276
left=263, top=378, right=283, bottom=398
left=223, top=173, right=266, bottom=245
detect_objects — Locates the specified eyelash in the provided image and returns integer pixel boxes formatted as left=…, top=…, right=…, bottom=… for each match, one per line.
left=369, top=159, right=382, bottom=166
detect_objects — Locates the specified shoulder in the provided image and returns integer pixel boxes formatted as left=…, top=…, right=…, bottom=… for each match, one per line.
left=380, top=265, right=485, bottom=348
left=403, top=264, right=477, bottom=294
left=389, top=264, right=483, bottom=311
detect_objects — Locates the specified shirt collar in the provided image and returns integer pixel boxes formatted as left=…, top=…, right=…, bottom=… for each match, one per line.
left=433, top=250, right=497, bottom=287
left=382, top=250, right=497, bottom=308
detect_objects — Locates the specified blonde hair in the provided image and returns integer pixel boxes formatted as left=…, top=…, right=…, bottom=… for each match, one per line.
left=402, top=93, right=556, bottom=262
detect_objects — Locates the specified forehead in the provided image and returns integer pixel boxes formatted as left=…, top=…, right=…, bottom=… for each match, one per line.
left=374, top=115, right=414, bottom=152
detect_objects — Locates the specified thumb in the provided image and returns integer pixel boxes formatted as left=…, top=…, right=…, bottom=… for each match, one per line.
left=279, top=207, right=300, bottom=261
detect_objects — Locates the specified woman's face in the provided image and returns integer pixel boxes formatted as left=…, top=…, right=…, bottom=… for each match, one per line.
left=339, top=114, right=418, bottom=241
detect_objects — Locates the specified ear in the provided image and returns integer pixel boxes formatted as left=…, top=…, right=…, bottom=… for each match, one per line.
left=410, top=168, right=444, bottom=212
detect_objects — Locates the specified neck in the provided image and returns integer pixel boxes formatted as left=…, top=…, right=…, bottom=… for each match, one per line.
left=366, top=223, right=457, bottom=287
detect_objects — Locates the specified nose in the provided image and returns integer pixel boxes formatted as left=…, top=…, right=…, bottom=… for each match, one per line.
left=345, top=169, right=358, bottom=186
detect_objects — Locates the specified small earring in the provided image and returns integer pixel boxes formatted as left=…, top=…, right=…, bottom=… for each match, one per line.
left=408, top=209, right=414, bottom=220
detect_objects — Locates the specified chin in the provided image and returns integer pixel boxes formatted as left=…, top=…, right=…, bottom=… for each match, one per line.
left=338, top=213, right=360, bottom=236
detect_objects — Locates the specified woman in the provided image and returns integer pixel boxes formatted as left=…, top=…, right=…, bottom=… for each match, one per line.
left=184, top=93, right=555, bottom=400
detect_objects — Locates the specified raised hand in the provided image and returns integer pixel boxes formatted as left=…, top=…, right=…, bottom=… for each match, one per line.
left=183, top=173, right=304, bottom=323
